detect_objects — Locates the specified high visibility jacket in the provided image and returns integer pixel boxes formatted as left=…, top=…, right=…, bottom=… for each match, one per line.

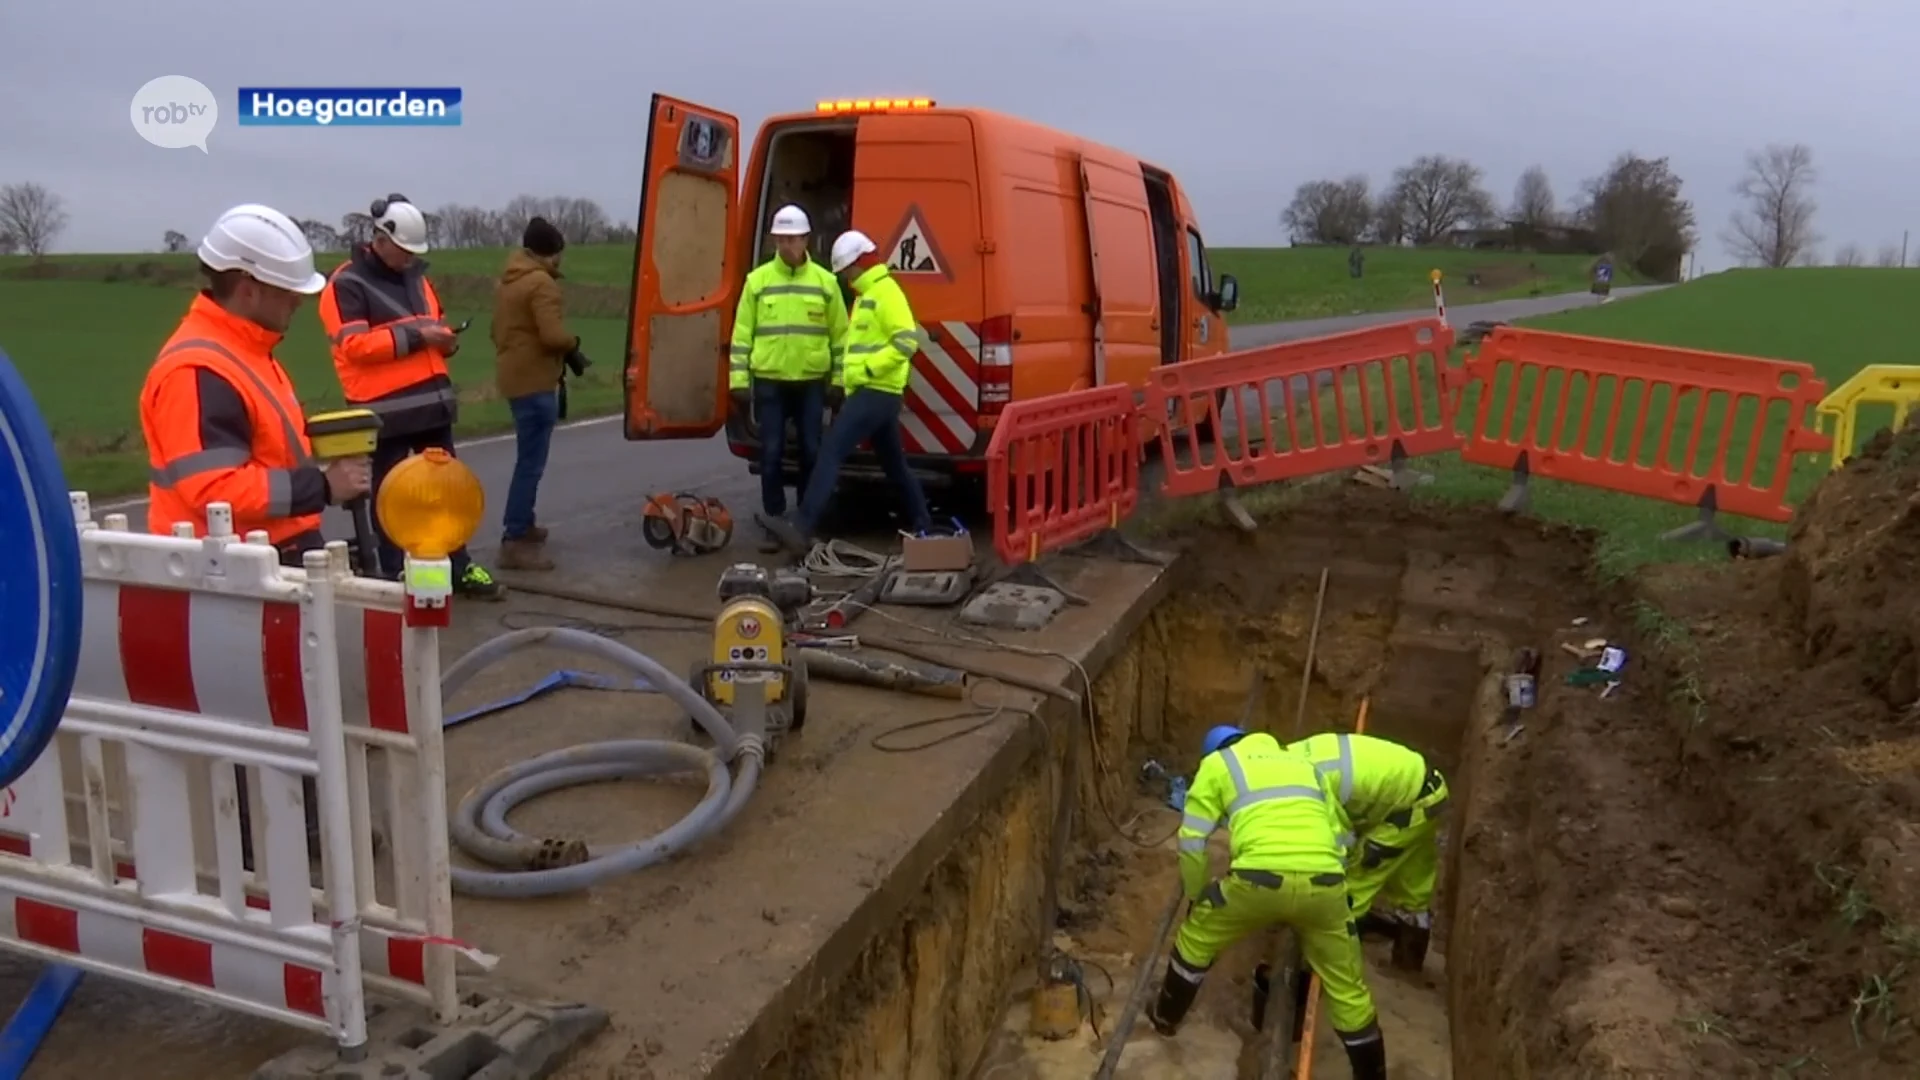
left=729, top=256, right=847, bottom=389
left=1286, top=733, right=1430, bottom=834
left=140, top=293, right=328, bottom=548
left=843, top=264, right=920, bottom=395
left=1176, top=732, right=1346, bottom=900
left=316, top=245, right=457, bottom=437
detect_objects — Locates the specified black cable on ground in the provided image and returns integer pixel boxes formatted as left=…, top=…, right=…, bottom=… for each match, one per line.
left=495, top=609, right=704, bottom=639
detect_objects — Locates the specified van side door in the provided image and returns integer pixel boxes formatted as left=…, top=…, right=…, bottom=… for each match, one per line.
left=1181, top=225, right=1231, bottom=361
left=622, top=93, right=744, bottom=440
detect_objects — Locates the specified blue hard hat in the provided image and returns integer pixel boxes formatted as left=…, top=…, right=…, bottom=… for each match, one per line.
left=1200, top=725, right=1247, bottom=759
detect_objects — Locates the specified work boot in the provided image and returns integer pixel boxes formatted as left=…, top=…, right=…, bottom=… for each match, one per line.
left=497, top=539, right=554, bottom=572
left=759, top=512, right=812, bottom=556
left=455, top=563, right=508, bottom=600
left=1354, top=911, right=1403, bottom=942
left=757, top=529, right=783, bottom=554
left=1392, top=923, right=1432, bottom=972
left=523, top=524, right=549, bottom=543
left=1146, top=955, right=1204, bottom=1037
left=1341, top=1026, right=1388, bottom=1080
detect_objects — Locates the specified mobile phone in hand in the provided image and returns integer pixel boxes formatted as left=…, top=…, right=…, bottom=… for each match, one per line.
left=453, top=318, right=473, bottom=334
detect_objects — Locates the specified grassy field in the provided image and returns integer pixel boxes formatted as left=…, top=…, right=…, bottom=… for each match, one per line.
left=0, top=242, right=1624, bottom=498
left=1157, top=267, right=1920, bottom=574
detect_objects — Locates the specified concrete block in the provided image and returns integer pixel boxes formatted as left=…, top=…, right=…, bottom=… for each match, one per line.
left=253, top=988, right=608, bottom=1080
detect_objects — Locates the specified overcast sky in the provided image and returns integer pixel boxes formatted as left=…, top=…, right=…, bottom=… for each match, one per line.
left=5, top=0, right=1916, bottom=272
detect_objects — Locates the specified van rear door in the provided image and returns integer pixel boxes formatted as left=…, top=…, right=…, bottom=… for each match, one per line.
left=622, top=94, right=743, bottom=440
left=853, top=113, right=987, bottom=457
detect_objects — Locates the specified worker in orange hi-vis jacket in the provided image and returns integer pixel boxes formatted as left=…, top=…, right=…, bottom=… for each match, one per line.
left=140, top=203, right=371, bottom=563
left=316, top=193, right=504, bottom=599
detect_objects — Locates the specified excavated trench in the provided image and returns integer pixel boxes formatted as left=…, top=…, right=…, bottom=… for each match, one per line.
left=755, top=482, right=1844, bottom=1080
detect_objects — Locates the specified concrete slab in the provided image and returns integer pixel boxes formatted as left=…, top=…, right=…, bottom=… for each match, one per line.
left=0, top=471, right=1172, bottom=1079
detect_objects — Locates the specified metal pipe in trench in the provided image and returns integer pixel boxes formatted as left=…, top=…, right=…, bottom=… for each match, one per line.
left=1095, top=672, right=1267, bottom=1077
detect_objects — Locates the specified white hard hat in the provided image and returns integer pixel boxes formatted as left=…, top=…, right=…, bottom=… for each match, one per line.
left=373, top=198, right=430, bottom=255
left=830, top=230, right=877, bottom=273
left=769, top=205, right=811, bottom=236
left=197, top=204, right=326, bottom=295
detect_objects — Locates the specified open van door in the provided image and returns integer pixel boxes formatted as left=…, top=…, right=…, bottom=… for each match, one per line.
left=623, top=94, right=742, bottom=439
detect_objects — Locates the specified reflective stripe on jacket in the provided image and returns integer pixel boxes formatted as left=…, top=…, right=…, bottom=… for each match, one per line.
left=842, top=264, right=919, bottom=395
left=729, top=256, right=847, bottom=389
left=140, top=293, right=328, bottom=546
left=316, top=245, right=456, bottom=436
left=1286, top=733, right=1429, bottom=834
left=1176, top=732, right=1346, bottom=900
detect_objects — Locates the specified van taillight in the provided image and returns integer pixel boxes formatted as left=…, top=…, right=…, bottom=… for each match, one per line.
left=978, top=315, right=1013, bottom=415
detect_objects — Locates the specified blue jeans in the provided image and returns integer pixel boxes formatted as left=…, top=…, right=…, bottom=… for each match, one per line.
left=796, top=388, right=932, bottom=535
left=503, top=391, right=558, bottom=540
left=753, top=378, right=825, bottom=517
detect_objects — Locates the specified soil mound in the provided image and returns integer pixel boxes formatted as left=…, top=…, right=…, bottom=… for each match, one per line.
left=1784, top=415, right=1920, bottom=711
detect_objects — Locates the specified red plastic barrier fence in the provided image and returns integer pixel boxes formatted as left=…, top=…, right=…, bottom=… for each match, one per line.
left=1139, top=319, right=1458, bottom=498
left=1456, top=327, right=1832, bottom=523
left=986, top=384, right=1142, bottom=565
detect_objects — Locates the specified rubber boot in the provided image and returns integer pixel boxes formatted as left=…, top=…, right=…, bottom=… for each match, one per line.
left=1147, top=958, right=1203, bottom=1037
left=1392, top=923, right=1432, bottom=972
left=1354, top=911, right=1402, bottom=942
left=1342, top=1028, right=1388, bottom=1080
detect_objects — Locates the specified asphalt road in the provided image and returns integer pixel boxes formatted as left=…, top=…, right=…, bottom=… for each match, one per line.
left=103, top=286, right=1663, bottom=561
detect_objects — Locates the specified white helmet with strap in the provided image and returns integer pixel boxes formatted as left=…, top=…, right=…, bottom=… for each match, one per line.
left=830, top=230, right=877, bottom=273
left=197, top=204, right=326, bottom=295
left=371, top=193, right=429, bottom=254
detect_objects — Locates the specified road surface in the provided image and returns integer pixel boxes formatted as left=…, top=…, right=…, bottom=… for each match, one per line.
left=103, top=287, right=1663, bottom=559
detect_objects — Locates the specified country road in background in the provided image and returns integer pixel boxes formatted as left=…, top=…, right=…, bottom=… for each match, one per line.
left=104, top=286, right=1664, bottom=561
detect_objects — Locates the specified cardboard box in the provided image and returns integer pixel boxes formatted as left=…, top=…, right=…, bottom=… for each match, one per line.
left=901, top=531, right=974, bottom=572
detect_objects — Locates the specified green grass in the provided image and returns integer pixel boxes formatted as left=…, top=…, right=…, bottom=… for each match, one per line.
left=2, top=242, right=1627, bottom=498
left=1211, top=245, right=1632, bottom=324
left=0, top=279, right=628, bottom=498
left=1196, top=267, right=1920, bottom=573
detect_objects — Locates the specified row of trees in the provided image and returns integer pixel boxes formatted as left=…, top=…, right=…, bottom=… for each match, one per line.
left=1282, top=153, right=1699, bottom=277
left=155, top=196, right=637, bottom=257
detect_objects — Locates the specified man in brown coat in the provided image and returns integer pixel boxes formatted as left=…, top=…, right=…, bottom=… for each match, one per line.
left=491, top=216, right=589, bottom=570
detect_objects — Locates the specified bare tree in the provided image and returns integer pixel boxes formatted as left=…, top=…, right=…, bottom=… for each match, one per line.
left=1383, top=155, right=1496, bottom=244
left=1832, top=243, right=1864, bottom=267
left=1281, top=175, right=1374, bottom=245
left=0, top=232, right=15, bottom=256
left=162, top=230, right=189, bottom=253
left=296, top=218, right=342, bottom=253
left=0, top=183, right=70, bottom=257
left=1509, top=165, right=1557, bottom=229
left=1724, top=143, right=1818, bottom=269
left=1369, top=196, right=1408, bottom=245
left=1877, top=244, right=1904, bottom=268
left=338, top=212, right=374, bottom=246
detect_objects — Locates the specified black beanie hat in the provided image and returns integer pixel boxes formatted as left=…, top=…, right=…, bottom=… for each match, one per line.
left=523, top=216, right=565, bottom=257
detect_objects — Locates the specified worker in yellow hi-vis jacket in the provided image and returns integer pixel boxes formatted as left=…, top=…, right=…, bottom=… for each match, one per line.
left=1153, top=724, right=1387, bottom=1080
left=1286, top=730, right=1448, bottom=973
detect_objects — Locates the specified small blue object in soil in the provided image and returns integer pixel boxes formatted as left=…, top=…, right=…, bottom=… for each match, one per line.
left=0, top=348, right=82, bottom=789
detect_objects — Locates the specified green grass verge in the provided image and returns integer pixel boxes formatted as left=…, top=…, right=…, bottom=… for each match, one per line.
left=1143, top=268, right=1920, bottom=574
left=1211, top=245, right=1633, bottom=324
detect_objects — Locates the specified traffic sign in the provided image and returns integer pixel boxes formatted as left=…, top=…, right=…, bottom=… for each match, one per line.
left=0, top=347, right=81, bottom=788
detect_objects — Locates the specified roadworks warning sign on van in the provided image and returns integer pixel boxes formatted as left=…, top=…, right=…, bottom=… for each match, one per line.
left=883, top=205, right=952, bottom=281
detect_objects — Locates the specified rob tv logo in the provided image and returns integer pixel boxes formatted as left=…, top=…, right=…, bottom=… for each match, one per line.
left=129, top=75, right=219, bottom=153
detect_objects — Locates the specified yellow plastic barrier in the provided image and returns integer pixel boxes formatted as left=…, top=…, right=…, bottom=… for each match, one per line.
left=1816, top=365, right=1920, bottom=470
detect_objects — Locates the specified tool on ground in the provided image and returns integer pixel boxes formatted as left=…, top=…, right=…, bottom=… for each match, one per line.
left=878, top=568, right=973, bottom=606
left=443, top=669, right=658, bottom=729
left=799, top=650, right=965, bottom=699
left=641, top=492, right=733, bottom=556
left=1728, top=536, right=1787, bottom=559
left=304, top=408, right=383, bottom=577
left=1501, top=647, right=1541, bottom=743
left=1139, top=760, right=1189, bottom=812
left=687, top=563, right=811, bottom=757
left=800, top=567, right=890, bottom=631
left=1029, top=951, right=1084, bottom=1040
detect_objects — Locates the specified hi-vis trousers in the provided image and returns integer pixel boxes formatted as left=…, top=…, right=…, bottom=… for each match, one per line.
left=1346, top=767, right=1448, bottom=921
left=1171, top=868, right=1377, bottom=1035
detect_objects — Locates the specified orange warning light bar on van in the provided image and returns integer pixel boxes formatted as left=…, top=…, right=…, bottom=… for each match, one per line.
left=815, top=98, right=935, bottom=113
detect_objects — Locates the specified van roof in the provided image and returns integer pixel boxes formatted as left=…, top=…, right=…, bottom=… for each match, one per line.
left=762, top=105, right=1174, bottom=178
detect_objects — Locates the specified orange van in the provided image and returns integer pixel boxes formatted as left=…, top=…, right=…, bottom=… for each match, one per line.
left=622, top=93, right=1240, bottom=493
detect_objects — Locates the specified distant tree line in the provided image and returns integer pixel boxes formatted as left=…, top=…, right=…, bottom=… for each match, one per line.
left=290, top=196, right=635, bottom=255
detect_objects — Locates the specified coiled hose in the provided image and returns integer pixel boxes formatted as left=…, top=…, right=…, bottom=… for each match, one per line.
left=437, top=626, right=764, bottom=898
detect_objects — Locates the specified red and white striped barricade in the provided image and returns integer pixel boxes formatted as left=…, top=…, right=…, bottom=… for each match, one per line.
left=0, top=497, right=469, bottom=1055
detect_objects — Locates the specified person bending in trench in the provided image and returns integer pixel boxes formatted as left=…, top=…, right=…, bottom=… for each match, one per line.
left=1285, top=730, right=1448, bottom=970
left=1152, top=724, right=1388, bottom=1080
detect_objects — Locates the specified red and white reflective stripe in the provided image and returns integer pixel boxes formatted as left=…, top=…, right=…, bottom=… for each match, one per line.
left=73, top=581, right=411, bottom=734
left=0, top=885, right=331, bottom=1021
left=902, top=321, right=981, bottom=455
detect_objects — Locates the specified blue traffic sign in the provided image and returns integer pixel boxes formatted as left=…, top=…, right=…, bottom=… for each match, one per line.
left=0, top=348, right=81, bottom=789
